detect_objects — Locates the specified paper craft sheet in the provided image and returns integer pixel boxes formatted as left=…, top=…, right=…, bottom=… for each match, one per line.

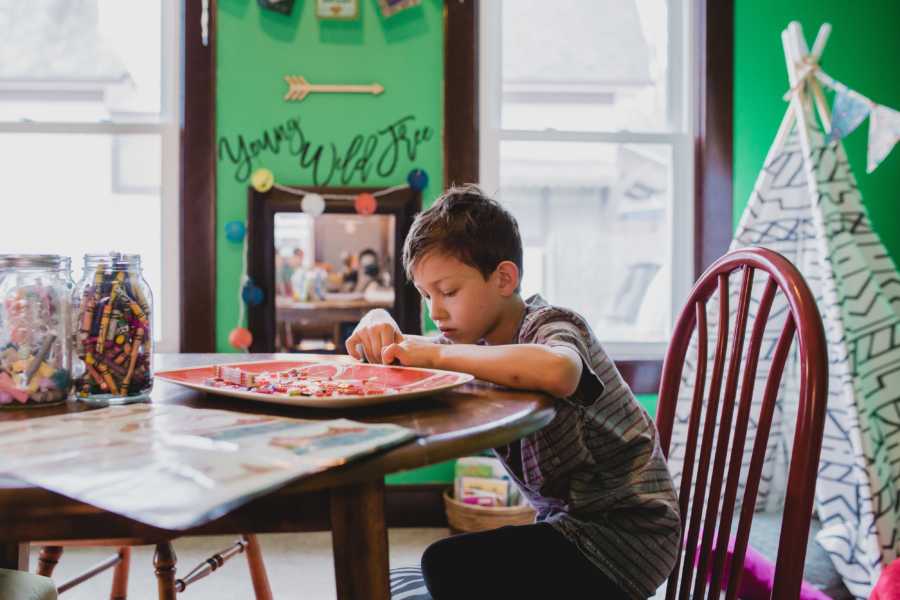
left=0, top=404, right=415, bottom=530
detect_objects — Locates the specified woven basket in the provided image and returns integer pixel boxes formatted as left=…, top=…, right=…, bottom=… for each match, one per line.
left=443, top=489, right=536, bottom=534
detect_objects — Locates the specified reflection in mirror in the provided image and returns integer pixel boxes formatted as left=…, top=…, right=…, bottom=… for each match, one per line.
left=273, top=212, right=396, bottom=352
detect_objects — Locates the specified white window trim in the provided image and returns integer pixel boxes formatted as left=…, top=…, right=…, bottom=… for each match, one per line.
left=158, top=0, right=181, bottom=353
left=0, top=0, right=181, bottom=352
left=479, top=0, right=696, bottom=361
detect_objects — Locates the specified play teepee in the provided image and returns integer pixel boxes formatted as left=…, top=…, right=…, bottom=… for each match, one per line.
left=668, top=22, right=900, bottom=598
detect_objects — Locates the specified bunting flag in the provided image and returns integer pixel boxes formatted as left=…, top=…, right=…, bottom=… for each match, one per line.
left=827, top=86, right=871, bottom=142
left=867, top=104, right=900, bottom=173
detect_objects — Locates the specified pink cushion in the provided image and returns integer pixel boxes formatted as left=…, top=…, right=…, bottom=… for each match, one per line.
left=871, top=559, right=900, bottom=600
left=693, top=534, right=829, bottom=600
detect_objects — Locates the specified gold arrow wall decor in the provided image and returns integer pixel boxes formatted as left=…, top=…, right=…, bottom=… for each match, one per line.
left=283, top=75, right=385, bottom=101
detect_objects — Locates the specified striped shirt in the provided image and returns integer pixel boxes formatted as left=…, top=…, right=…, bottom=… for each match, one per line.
left=493, top=295, right=681, bottom=599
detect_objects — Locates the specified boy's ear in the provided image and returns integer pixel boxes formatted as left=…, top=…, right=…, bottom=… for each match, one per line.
left=493, top=260, right=520, bottom=296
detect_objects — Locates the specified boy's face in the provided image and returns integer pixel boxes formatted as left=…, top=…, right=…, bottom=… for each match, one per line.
left=411, top=251, right=510, bottom=344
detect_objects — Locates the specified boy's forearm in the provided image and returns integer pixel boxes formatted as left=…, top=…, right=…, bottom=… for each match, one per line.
left=432, top=343, right=580, bottom=398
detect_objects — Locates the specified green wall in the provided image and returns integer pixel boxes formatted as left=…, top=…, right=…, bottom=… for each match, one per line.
left=215, top=0, right=445, bottom=352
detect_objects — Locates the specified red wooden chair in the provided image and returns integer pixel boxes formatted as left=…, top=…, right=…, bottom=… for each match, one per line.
left=655, top=248, right=828, bottom=600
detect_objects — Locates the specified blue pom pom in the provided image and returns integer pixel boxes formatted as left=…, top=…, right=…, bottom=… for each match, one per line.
left=225, top=220, right=246, bottom=243
left=407, top=169, right=429, bottom=192
left=242, top=282, right=264, bottom=306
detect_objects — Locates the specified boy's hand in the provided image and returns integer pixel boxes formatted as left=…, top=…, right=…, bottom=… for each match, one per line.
left=345, top=309, right=403, bottom=364
left=381, top=339, right=442, bottom=369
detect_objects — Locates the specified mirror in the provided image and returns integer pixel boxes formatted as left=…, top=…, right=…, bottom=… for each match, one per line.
left=247, top=185, right=421, bottom=353
left=273, top=212, right=397, bottom=351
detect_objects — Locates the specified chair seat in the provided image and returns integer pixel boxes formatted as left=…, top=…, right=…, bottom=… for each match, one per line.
left=0, top=569, right=57, bottom=600
left=390, top=566, right=431, bottom=600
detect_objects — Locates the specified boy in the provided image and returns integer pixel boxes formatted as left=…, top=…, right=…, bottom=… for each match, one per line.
left=346, top=186, right=680, bottom=599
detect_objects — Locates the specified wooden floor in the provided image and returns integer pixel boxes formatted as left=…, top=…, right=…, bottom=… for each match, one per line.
left=32, top=529, right=448, bottom=599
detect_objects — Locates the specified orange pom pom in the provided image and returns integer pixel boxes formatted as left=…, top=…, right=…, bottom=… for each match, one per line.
left=228, top=327, right=253, bottom=350
left=354, top=192, right=377, bottom=215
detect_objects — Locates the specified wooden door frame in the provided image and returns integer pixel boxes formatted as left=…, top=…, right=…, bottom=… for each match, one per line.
left=180, top=0, right=217, bottom=352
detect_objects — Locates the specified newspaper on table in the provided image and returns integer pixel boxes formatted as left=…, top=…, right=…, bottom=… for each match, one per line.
left=0, top=404, right=416, bottom=530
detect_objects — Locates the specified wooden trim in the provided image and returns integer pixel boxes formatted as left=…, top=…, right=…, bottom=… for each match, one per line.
left=694, top=0, right=734, bottom=278
left=444, top=0, right=479, bottom=186
left=180, top=0, right=218, bottom=352
left=615, top=360, right=664, bottom=395
left=246, top=186, right=422, bottom=352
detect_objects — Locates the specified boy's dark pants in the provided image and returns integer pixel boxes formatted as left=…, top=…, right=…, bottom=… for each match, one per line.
left=420, top=522, right=630, bottom=599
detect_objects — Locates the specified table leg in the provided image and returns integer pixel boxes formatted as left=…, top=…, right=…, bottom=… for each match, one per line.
left=0, top=542, right=29, bottom=571
left=330, top=480, right=390, bottom=600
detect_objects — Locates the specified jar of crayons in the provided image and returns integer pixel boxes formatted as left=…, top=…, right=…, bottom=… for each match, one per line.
left=0, top=255, right=73, bottom=407
left=73, top=253, right=153, bottom=403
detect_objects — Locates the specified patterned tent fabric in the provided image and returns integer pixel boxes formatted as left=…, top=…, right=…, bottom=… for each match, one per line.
left=667, top=90, right=900, bottom=597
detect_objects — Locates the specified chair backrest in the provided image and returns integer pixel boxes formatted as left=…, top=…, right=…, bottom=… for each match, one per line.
left=655, top=248, right=828, bottom=600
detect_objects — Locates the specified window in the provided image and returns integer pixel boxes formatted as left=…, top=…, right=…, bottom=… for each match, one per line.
left=479, top=0, right=694, bottom=359
left=0, top=0, right=181, bottom=351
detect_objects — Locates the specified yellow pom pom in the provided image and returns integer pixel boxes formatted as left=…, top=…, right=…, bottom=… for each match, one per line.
left=115, top=335, right=125, bottom=345
left=251, top=168, right=274, bottom=193
left=85, top=354, right=95, bottom=365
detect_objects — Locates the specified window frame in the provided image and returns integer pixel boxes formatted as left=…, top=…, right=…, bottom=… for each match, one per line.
left=0, top=0, right=183, bottom=353
left=478, top=0, right=694, bottom=362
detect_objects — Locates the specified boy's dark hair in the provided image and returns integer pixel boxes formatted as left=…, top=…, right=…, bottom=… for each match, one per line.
left=402, top=185, right=523, bottom=286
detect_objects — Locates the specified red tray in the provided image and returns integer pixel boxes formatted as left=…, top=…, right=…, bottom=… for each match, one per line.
left=156, top=358, right=474, bottom=408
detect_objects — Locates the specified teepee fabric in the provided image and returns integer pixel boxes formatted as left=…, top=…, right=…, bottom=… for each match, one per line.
left=667, top=26, right=900, bottom=600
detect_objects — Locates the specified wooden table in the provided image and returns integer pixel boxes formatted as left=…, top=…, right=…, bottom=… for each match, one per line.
left=0, top=354, right=555, bottom=600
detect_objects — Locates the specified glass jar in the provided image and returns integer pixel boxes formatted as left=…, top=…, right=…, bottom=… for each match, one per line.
left=0, top=255, right=73, bottom=407
left=72, top=253, right=153, bottom=403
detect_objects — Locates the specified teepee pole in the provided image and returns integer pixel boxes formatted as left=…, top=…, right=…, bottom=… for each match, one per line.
left=810, top=80, right=832, bottom=132
left=769, top=108, right=797, bottom=166
left=809, top=24, right=834, bottom=131
left=772, top=28, right=803, bottom=153
left=784, top=23, right=824, bottom=134
left=810, top=23, right=832, bottom=58
left=784, top=22, right=834, bottom=133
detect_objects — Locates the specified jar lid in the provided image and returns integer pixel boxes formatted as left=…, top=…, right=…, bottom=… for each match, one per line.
left=83, top=252, right=142, bottom=269
left=0, top=254, right=68, bottom=270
